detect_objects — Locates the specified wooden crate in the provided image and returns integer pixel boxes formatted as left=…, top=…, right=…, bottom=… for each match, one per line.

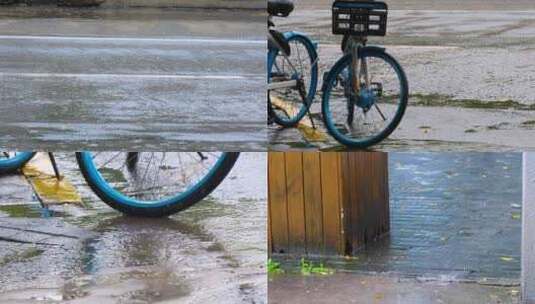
left=268, top=152, right=390, bottom=256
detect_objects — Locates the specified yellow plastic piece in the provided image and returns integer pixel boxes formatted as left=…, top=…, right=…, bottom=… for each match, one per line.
left=22, top=162, right=82, bottom=205
left=271, top=96, right=327, bottom=142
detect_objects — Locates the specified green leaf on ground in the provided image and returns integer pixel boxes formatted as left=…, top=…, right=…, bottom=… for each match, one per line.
left=500, top=256, right=514, bottom=262
left=268, top=258, right=283, bottom=274
left=300, top=258, right=334, bottom=276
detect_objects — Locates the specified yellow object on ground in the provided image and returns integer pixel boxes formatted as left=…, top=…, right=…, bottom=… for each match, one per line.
left=270, top=96, right=327, bottom=142
left=21, top=154, right=82, bottom=205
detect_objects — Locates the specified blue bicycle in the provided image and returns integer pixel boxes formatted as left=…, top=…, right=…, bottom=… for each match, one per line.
left=322, top=1, right=408, bottom=148
left=267, top=0, right=319, bottom=127
left=0, top=152, right=239, bottom=217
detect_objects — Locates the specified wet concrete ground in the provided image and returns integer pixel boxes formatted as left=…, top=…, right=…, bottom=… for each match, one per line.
left=269, top=273, right=520, bottom=304
left=269, top=1, right=535, bottom=151
left=0, top=153, right=266, bottom=303
left=0, top=7, right=265, bottom=151
left=270, top=153, right=521, bottom=303
left=293, top=0, right=535, bottom=10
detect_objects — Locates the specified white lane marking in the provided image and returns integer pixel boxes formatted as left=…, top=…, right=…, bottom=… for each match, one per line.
left=0, top=35, right=265, bottom=45
left=0, top=72, right=264, bottom=80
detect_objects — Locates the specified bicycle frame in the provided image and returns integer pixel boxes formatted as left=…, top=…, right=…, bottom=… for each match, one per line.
left=344, top=36, right=369, bottom=101
left=268, top=33, right=298, bottom=91
left=340, top=35, right=386, bottom=116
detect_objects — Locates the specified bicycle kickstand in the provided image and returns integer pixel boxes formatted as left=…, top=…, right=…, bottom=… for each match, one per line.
left=47, top=152, right=62, bottom=180
left=306, top=110, right=317, bottom=129
left=298, top=81, right=317, bottom=129
left=197, top=152, right=208, bottom=161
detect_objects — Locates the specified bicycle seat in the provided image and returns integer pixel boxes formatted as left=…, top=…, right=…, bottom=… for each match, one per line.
left=268, top=0, right=294, bottom=17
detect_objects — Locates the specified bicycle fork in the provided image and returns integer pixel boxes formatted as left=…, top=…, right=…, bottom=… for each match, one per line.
left=347, top=39, right=387, bottom=121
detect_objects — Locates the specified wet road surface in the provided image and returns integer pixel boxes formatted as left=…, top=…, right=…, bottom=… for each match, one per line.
left=269, top=3, right=535, bottom=151
left=269, top=273, right=520, bottom=304
left=0, top=152, right=267, bottom=303
left=270, top=153, right=521, bottom=302
left=0, top=8, right=266, bottom=151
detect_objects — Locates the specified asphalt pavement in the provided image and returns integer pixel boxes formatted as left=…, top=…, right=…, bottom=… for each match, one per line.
left=0, top=7, right=266, bottom=151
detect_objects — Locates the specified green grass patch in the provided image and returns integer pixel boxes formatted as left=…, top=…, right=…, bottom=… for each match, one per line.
left=410, top=93, right=535, bottom=111
left=522, top=120, right=535, bottom=126
left=268, top=258, right=284, bottom=274
left=0, top=204, right=42, bottom=218
left=300, top=258, right=334, bottom=276
left=0, top=247, right=44, bottom=267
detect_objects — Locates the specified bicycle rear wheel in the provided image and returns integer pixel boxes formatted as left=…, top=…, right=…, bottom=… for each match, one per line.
left=0, top=152, right=36, bottom=174
left=322, top=48, right=408, bottom=148
left=76, top=152, right=239, bottom=217
left=268, top=34, right=318, bottom=127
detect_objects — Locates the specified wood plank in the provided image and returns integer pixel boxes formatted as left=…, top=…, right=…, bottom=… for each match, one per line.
left=268, top=152, right=289, bottom=254
left=348, top=152, right=361, bottom=252
left=339, top=152, right=353, bottom=255
left=382, top=153, right=391, bottom=235
left=285, top=152, right=306, bottom=254
left=268, top=187, right=272, bottom=255
left=368, top=152, right=389, bottom=240
left=367, top=152, right=380, bottom=242
left=320, top=152, right=342, bottom=255
left=302, top=152, right=324, bottom=254
left=336, top=152, right=346, bottom=254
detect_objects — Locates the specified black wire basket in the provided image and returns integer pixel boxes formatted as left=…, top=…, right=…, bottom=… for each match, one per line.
left=332, top=1, right=388, bottom=36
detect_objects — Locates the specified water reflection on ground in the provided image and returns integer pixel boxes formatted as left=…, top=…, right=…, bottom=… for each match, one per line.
left=0, top=153, right=266, bottom=303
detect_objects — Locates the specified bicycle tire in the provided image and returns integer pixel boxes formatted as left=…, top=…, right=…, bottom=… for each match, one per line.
left=268, top=33, right=318, bottom=127
left=322, top=47, right=408, bottom=148
left=76, top=152, right=240, bottom=217
left=0, top=152, right=36, bottom=174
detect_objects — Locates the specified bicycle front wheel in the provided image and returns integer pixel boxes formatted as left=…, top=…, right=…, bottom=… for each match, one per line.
left=0, top=152, right=36, bottom=174
left=322, top=48, right=408, bottom=148
left=76, top=152, right=239, bottom=217
left=268, top=34, right=318, bottom=127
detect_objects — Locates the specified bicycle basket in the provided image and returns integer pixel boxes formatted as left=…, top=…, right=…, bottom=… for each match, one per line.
left=332, top=1, right=388, bottom=36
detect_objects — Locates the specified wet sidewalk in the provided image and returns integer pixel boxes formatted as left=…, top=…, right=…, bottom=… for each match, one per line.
left=270, top=153, right=521, bottom=303
left=0, top=153, right=267, bottom=303
left=269, top=4, right=535, bottom=151
left=269, top=273, right=520, bottom=304
left=380, top=153, right=520, bottom=280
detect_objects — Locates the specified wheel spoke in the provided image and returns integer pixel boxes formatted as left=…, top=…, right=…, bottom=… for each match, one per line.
left=86, top=152, right=226, bottom=203
left=269, top=37, right=316, bottom=126
left=324, top=53, right=406, bottom=147
left=374, top=104, right=387, bottom=121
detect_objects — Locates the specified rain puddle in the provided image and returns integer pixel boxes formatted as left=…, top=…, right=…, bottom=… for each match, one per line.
left=0, top=203, right=63, bottom=218
left=0, top=153, right=267, bottom=303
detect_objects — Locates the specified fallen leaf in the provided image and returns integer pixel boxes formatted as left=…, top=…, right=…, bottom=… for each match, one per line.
left=500, top=256, right=514, bottom=262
